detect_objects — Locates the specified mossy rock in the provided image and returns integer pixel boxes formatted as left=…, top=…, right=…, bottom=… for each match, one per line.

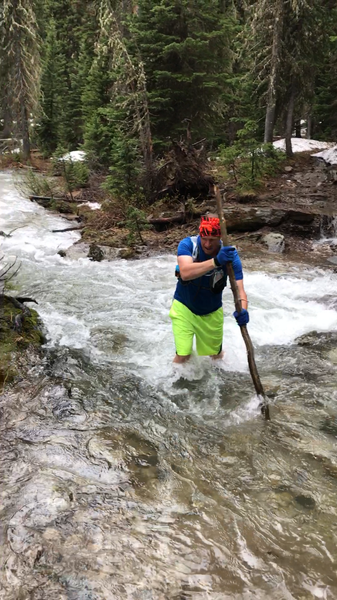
left=120, top=247, right=136, bottom=259
left=0, top=296, right=45, bottom=387
left=88, top=243, right=104, bottom=262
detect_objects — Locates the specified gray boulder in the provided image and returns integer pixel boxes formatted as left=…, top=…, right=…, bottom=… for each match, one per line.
left=261, top=233, right=285, bottom=253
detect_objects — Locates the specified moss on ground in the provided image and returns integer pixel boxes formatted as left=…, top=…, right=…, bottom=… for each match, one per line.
left=0, top=296, right=45, bottom=388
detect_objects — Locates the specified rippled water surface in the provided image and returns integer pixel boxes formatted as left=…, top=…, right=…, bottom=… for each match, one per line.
left=1, top=172, right=337, bottom=599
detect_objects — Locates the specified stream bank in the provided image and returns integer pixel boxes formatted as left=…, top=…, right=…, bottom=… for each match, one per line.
left=0, top=295, right=45, bottom=389
left=15, top=150, right=336, bottom=267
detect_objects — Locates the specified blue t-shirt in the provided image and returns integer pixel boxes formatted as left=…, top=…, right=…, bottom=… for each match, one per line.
left=174, top=236, right=243, bottom=316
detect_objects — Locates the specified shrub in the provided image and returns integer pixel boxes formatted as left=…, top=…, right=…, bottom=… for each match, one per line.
left=219, top=121, right=286, bottom=193
left=125, top=206, right=151, bottom=246
left=13, top=168, right=61, bottom=199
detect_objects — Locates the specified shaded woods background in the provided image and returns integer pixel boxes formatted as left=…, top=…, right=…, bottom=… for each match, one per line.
left=0, top=0, right=336, bottom=200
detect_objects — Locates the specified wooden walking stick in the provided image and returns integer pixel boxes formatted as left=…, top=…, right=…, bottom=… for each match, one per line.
left=215, top=186, right=270, bottom=420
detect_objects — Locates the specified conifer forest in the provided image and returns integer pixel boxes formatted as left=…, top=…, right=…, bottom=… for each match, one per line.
left=1, top=0, right=336, bottom=200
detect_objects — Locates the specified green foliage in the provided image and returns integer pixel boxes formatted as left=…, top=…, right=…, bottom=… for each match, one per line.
left=102, top=126, right=143, bottom=199
left=14, top=168, right=59, bottom=198
left=15, top=153, right=89, bottom=200
left=0, top=297, right=44, bottom=389
left=312, top=26, right=337, bottom=140
left=52, top=155, right=90, bottom=192
left=35, top=18, right=68, bottom=155
left=219, top=121, right=285, bottom=192
left=3, top=0, right=336, bottom=175
left=132, top=0, right=236, bottom=147
left=82, top=56, right=113, bottom=166
left=64, top=161, right=90, bottom=190
left=36, top=0, right=99, bottom=154
left=125, top=206, right=151, bottom=246
left=1, top=0, right=41, bottom=139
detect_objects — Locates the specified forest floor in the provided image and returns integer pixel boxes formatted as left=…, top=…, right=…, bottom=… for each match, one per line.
left=1, top=149, right=337, bottom=268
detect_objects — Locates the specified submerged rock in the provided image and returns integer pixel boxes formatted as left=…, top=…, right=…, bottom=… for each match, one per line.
left=319, top=416, right=337, bottom=437
left=294, top=494, right=316, bottom=509
left=296, top=331, right=337, bottom=350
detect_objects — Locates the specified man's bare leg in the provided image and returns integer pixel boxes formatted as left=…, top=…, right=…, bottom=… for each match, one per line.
left=173, top=354, right=191, bottom=364
left=210, top=351, right=224, bottom=360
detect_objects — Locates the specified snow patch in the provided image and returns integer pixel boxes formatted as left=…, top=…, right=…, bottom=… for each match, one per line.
left=59, top=150, right=86, bottom=162
left=273, top=138, right=332, bottom=153
left=312, top=145, right=337, bottom=165
left=78, top=202, right=101, bottom=210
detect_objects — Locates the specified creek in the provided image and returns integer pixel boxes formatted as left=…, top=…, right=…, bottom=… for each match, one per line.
left=1, top=171, right=337, bottom=599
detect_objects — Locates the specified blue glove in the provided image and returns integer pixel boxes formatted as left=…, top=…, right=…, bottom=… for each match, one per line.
left=214, top=246, right=236, bottom=267
left=233, top=309, right=249, bottom=326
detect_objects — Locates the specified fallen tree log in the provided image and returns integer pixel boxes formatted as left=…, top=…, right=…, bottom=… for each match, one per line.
left=15, top=297, right=38, bottom=304
left=52, top=225, right=84, bottom=233
left=148, top=214, right=186, bottom=230
left=29, top=195, right=66, bottom=202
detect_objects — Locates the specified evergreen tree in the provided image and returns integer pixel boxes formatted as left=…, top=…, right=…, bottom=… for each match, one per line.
left=281, top=0, right=330, bottom=155
left=1, top=0, right=41, bottom=158
left=35, top=19, right=68, bottom=154
left=37, top=0, right=99, bottom=154
left=245, top=0, right=332, bottom=153
left=82, top=54, right=114, bottom=166
left=133, top=0, right=235, bottom=147
left=311, top=6, right=337, bottom=140
left=85, top=0, right=153, bottom=197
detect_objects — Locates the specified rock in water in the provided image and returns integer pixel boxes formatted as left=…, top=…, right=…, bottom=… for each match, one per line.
left=294, top=494, right=316, bottom=509
left=88, top=243, right=104, bottom=262
left=261, top=233, right=285, bottom=253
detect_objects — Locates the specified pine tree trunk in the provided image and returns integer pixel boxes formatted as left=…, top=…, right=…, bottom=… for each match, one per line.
left=295, top=119, right=301, bottom=137
left=264, top=105, right=276, bottom=144
left=21, top=104, right=30, bottom=160
left=285, top=86, right=295, bottom=158
left=137, top=103, right=153, bottom=197
left=264, top=0, right=284, bottom=143
left=1, top=106, right=12, bottom=138
left=306, top=114, right=313, bottom=139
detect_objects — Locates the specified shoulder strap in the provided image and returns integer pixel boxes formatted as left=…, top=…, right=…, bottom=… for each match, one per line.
left=190, top=236, right=199, bottom=261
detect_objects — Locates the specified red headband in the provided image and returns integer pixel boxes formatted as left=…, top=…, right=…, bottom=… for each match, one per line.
left=199, top=216, right=221, bottom=237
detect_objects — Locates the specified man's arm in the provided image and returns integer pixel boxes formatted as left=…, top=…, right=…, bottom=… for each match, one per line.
left=178, top=255, right=216, bottom=281
left=237, top=279, right=248, bottom=310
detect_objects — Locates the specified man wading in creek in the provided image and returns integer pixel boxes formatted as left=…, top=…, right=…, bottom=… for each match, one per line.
left=169, top=215, right=249, bottom=363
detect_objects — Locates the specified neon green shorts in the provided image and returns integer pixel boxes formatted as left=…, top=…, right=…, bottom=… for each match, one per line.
left=169, top=299, right=223, bottom=356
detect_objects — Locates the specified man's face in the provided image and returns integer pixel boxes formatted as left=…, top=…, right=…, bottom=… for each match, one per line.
left=200, top=235, right=221, bottom=256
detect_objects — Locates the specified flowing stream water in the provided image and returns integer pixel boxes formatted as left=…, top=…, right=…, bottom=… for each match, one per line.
left=1, top=171, right=337, bottom=599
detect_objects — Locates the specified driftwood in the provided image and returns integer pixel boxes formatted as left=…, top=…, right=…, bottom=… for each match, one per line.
left=15, top=297, right=38, bottom=304
left=215, top=186, right=270, bottom=421
left=52, top=225, right=84, bottom=233
left=148, top=214, right=186, bottom=230
left=29, top=195, right=65, bottom=202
